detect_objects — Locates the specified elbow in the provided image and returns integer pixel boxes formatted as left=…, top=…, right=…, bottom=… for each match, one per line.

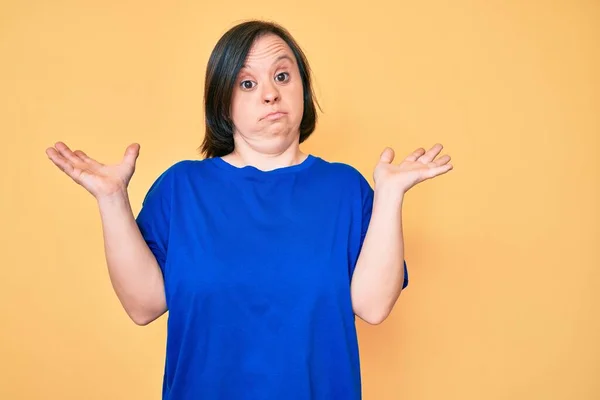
left=359, top=310, right=389, bottom=325
left=128, top=307, right=166, bottom=326
left=131, top=313, right=160, bottom=326
left=132, top=315, right=153, bottom=326
left=352, top=292, right=396, bottom=325
left=354, top=303, right=391, bottom=325
left=354, top=290, right=406, bottom=324
left=129, top=311, right=152, bottom=326
left=124, top=293, right=168, bottom=326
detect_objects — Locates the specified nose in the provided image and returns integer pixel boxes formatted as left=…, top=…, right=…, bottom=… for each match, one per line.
left=262, top=81, right=280, bottom=104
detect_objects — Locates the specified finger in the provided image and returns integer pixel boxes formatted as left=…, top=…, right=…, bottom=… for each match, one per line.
left=55, top=142, right=84, bottom=166
left=432, top=154, right=451, bottom=167
left=405, top=148, right=426, bottom=162
left=379, top=147, right=395, bottom=164
left=122, top=143, right=140, bottom=168
left=425, top=163, right=453, bottom=179
left=46, top=147, right=77, bottom=177
left=74, top=150, right=103, bottom=167
left=417, top=143, right=443, bottom=164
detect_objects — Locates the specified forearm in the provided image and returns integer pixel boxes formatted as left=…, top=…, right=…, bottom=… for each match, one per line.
left=97, top=190, right=167, bottom=325
left=350, top=185, right=405, bottom=325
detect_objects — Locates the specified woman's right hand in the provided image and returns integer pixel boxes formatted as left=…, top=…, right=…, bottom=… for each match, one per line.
left=45, top=142, right=141, bottom=200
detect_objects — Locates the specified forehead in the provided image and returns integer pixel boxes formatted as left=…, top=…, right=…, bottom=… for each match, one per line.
left=243, top=34, right=296, bottom=67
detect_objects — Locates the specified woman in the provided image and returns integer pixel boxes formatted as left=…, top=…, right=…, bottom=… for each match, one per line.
left=46, top=19, right=452, bottom=400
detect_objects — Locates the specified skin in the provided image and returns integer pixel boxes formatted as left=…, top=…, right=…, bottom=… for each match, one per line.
left=44, top=33, right=454, bottom=326
left=222, top=33, right=307, bottom=171
left=352, top=145, right=453, bottom=324
left=220, top=33, right=456, bottom=325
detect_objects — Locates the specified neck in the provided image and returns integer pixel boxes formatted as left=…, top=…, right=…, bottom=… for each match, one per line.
left=224, top=137, right=306, bottom=172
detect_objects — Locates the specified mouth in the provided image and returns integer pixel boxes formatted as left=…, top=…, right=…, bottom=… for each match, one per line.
left=262, top=111, right=287, bottom=121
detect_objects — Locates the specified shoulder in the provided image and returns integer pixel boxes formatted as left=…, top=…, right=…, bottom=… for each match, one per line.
left=140, top=158, right=210, bottom=198
left=152, top=158, right=213, bottom=181
left=313, top=156, right=372, bottom=190
left=163, top=158, right=207, bottom=175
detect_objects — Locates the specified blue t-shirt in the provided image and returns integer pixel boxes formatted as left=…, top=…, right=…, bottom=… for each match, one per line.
left=135, top=154, right=409, bottom=400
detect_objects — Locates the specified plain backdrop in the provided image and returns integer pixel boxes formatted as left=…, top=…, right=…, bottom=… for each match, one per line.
left=1, top=1, right=598, bottom=399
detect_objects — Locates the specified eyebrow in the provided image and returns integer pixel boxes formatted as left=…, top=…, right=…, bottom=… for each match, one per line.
left=241, top=54, right=295, bottom=70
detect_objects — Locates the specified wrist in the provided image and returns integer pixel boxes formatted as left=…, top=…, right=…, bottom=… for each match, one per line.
left=96, top=188, right=129, bottom=207
left=374, top=184, right=405, bottom=207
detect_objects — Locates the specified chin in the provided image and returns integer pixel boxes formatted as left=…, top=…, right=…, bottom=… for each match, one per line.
left=263, top=124, right=293, bottom=137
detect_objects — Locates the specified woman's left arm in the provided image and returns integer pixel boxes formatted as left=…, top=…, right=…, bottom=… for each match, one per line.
left=351, top=144, right=453, bottom=325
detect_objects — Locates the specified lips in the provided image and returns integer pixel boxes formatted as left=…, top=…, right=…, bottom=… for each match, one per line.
left=262, top=111, right=287, bottom=120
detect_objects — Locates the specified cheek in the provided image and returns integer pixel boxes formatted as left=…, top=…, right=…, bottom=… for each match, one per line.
left=230, top=98, right=253, bottom=128
left=291, top=84, right=305, bottom=119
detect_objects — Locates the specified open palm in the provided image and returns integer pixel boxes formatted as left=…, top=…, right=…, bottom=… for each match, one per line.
left=374, top=143, right=453, bottom=194
left=45, top=141, right=140, bottom=199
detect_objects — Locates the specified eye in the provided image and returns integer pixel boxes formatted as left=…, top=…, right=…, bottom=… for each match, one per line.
left=240, top=80, right=256, bottom=90
left=275, top=72, right=290, bottom=83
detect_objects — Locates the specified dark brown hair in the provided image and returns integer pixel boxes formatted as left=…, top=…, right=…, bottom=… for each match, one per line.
left=198, top=20, right=320, bottom=158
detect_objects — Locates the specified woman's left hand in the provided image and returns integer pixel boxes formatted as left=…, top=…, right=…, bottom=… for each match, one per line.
left=373, top=143, right=453, bottom=195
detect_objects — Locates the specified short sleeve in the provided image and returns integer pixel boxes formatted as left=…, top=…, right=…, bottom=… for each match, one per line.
left=359, top=174, right=409, bottom=290
left=135, top=167, right=174, bottom=275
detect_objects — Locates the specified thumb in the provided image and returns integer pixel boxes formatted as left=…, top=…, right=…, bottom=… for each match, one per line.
left=122, top=143, right=140, bottom=167
left=379, top=147, right=395, bottom=164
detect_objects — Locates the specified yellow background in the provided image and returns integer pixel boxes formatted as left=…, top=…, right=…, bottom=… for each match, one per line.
left=1, top=1, right=598, bottom=399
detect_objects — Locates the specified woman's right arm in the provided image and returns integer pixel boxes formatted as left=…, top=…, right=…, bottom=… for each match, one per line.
left=97, top=189, right=167, bottom=326
left=46, top=141, right=166, bottom=326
